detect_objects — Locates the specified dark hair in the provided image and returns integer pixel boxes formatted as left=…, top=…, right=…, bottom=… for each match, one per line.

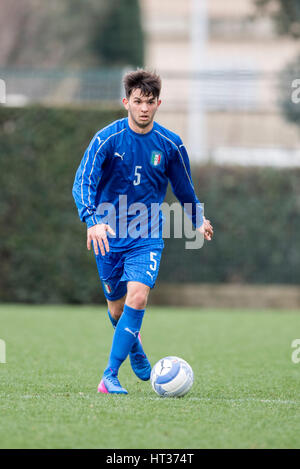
left=123, top=69, right=161, bottom=99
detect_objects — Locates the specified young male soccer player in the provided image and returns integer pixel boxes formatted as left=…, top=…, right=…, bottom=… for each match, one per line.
left=72, top=69, right=213, bottom=394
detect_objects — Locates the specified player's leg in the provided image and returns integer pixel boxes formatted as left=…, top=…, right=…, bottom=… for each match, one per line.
left=126, top=281, right=150, bottom=309
left=106, top=282, right=150, bottom=317
left=96, top=250, right=152, bottom=393
left=101, top=246, right=163, bottom=392
left=94, top=251, right=129, bottom=394
left=107, top=296, right=126, bottom=325
left=124, top=282, right=152, bottom=381
left=121, top=246, right=163, bottom=381
left=99, top=291, right=130, bottom=394
left=106, top=293, right=151, bottom=381
left=102, top=281, right=150, bottom=389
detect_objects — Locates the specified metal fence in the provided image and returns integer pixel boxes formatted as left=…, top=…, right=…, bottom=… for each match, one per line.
left=1, top=66, right=299, bottom=167
left=0, top=67, right=125, bottom=106
left=0, top=66, right=283, bottom=111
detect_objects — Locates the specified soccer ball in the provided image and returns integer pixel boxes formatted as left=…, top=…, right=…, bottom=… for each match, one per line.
left=150, top=356, right=194, bottom=397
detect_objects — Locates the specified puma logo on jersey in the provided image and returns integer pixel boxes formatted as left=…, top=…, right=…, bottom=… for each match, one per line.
left=114, top=152, right=125, bottom=160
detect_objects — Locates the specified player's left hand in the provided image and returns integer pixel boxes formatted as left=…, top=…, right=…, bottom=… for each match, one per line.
left=197, top=216, right=213, bottom=241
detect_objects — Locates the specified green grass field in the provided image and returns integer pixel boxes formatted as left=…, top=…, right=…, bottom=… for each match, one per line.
left=1, top=304, right=300, bottom=449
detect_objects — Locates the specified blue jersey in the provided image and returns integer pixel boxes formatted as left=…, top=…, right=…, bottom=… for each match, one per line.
left=72, top=117, right=203, bottom=251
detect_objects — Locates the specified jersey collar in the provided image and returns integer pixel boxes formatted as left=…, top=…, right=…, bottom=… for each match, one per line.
left=125, top=117, right=156, bottom=137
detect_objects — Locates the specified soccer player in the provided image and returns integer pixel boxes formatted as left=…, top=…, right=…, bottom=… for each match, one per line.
left=72, top=69, right=213, bottom=394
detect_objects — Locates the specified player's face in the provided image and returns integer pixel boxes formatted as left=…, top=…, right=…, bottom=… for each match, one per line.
left=123, top=88, right=161, bottom=133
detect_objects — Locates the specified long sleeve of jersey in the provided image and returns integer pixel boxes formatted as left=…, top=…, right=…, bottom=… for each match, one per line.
left=167, top=140, right=203, bottom=228
left=72, top=134, right=107, bottom=229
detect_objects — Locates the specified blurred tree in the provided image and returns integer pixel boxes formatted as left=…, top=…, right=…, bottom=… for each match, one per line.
left=255, top=0, right=300, bottom=38
left=279, top=57, right=300, bottom=126
left=91, top=0, right=144, bottom=67
left=0, top=0, right=144, bottom=68
left=255, top=0, right=300, bottom=127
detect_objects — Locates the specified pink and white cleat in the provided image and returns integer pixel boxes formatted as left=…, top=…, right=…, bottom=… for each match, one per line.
left=97, top=372, right=128, bottom=395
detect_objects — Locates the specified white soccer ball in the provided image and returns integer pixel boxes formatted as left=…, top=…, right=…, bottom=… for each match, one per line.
left=150, top=356, right=194, bottom=397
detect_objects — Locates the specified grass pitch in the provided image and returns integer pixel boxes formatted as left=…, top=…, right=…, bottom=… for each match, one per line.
left=1, top=304, right=300, bottom=449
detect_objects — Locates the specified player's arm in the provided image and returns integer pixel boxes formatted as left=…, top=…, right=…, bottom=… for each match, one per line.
left=72, top=134, right=115, bottom=255
left=167, top=141, right=213, bottom=241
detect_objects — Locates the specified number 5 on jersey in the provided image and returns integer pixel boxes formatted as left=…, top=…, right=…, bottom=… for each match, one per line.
left=133, top=165, right=142, bottom=186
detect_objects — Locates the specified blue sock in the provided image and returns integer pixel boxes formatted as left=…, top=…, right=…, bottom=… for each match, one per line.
left=107, top=309, right=145, bottom=355
left=107, top=309, right=118, bottom=329
left=105, top=305, right=145, bottom=376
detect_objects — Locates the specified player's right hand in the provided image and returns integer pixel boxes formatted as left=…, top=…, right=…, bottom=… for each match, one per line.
left=87, top=223, right=116, bottom=256
left=197, top=216, right=213, bottom=241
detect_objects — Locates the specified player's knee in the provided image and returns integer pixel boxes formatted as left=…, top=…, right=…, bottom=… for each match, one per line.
left=108, top=299, right=125, bottom=320
left=127, top=290, right=148, bottom=310
left=110, top=308, right=123, bottom=320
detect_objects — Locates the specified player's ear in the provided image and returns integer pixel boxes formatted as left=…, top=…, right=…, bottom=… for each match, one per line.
left=157, top=99, right=162, bottom=108
left=122, top=97, right=129, bottom=110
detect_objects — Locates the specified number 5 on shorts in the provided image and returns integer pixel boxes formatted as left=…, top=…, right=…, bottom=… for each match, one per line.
left=150, top=252, right=157, bottom=271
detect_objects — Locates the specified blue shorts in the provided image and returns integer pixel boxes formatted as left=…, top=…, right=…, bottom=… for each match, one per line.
left=94, top=244, right=163, bottom=301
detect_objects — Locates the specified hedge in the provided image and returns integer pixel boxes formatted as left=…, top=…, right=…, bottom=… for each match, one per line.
left=0, top=106, right=299, bottom=303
